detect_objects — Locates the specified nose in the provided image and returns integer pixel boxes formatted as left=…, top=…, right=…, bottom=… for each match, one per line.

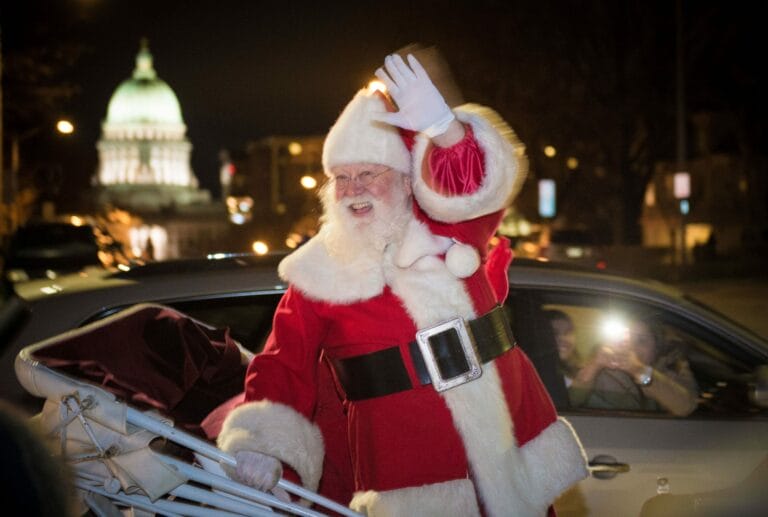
left=341, top=177, right=366, bottom=196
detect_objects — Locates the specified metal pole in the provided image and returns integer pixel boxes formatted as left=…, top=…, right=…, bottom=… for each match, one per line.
left=676, top=0, right=687, bottom=267
left=0, top=24, right=5, bottom=239
left=10, top=135, right=19, bottom=232
left=126, top=407, right=363, bottom=517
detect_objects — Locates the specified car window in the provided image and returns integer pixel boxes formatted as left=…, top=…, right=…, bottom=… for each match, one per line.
left=508, top=288, right=766, bottom=419
left=169, top=294, right=282, bottom=353
left=85, top=293, right=283, bottom=354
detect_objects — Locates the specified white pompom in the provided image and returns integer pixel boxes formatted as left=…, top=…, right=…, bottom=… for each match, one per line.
left=445, top=242, right=481, bottom=278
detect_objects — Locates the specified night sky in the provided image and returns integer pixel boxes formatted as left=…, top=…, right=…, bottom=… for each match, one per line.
left=2, top=0, right=766, bottom=201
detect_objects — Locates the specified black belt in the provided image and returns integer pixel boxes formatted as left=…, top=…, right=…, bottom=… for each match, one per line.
left=330, top=306, right=516, bottom=401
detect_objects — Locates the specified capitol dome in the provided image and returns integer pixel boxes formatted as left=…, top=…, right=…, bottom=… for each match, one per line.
left=97, top=40, right=201, bottom=190
left=106, top=45, right=183, bottom=125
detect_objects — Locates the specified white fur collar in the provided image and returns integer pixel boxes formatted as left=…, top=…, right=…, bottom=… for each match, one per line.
left=278, top=225, right=386, bottom=303
left=278, top=216, right=453, bottom=304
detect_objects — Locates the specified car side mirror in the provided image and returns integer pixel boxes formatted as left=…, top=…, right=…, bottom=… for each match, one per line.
left=750, top=365, right=768, bottom=408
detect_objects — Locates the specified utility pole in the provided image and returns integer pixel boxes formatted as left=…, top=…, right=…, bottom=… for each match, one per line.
left=675, top=0, right=688, bottom=269
left=1, top=24, right=5, bottom=240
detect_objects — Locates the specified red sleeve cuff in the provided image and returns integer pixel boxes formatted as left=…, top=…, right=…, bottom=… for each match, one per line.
left=426, top=125, right=486, bottom=196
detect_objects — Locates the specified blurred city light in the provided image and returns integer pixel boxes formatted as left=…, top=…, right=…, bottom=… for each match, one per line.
left=644, top=184, right=656, bottom=207
left=226, top=195, right=253, bottom=224
left=566, top=157, right=579, bottom=170
left=544, top=145, right=557, bottom=158
left=300, top=175, right=317, bottom=189
left=538, top=179, right=556, bottom=218
left=252, top=240, right=269, bottom=255
left=288, top=142, right=303, bottom=156
left=286, top=232, right=304, bottom=249
left=680, top=199, right=690, bottom=215
left=56, top=119, right=75, bottom=134
left=367, top=80, right=386, bottom=94
left=673, top=171, right=690, bottom=199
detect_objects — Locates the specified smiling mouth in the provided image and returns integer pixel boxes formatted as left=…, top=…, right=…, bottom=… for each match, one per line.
left=348, top=201, right=373, bottom=215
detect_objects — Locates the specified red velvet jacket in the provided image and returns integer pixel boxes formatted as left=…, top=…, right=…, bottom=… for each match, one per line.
left=216, top=105, right=587, bottom=516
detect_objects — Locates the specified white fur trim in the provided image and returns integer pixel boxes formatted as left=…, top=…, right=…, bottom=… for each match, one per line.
left=444, top=242, right=481, bottom=278
left=350, top=478, right=480, bottom=517
left=387, top=242, right=475, bottom=324
left=412, top=104, right=528, bottom=223
left=387, top=262, right=559, bottom=516
left=278, top=225, right=386, bottom=303
left=279, top=214, right=461, bottom=303
left=394, top=217, right=452, bottom=269
left=322, top=89, right=411, bottom=174
left=519, top=418, right=589, bottom=509
left=440, top=362, right=542, bottom=516
left=217, top=401, right=324, bottom=492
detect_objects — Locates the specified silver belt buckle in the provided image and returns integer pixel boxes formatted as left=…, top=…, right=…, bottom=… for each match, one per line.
left=415, top=317, right=483, bottom=392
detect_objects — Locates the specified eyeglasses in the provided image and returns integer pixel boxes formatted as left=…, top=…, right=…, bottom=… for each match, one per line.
left=332, top=169, right=390, bottom=191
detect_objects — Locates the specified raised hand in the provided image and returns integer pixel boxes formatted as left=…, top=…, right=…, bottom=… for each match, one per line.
left=373, top=54, right=456, bottom=137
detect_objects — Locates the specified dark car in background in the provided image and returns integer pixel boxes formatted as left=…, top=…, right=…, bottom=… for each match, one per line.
left=515, top=227, right=607, bottom=269
left=3, top=221, right=130, bottom=282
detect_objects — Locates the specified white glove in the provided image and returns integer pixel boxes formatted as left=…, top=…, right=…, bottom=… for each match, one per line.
left=373, top=54, right=456, bottom=137
left=233, top=450, right=283, bottom=492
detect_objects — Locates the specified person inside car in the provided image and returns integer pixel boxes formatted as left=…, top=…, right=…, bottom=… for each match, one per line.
left=213, top=50, right=588, bottom=516
left=543, top=309, right=583, bottom=389
left=570, top=316, right=699, bottom=417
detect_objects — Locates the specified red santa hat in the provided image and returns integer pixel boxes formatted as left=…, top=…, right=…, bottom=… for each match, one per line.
left=322, top=89, right=412, bottom=176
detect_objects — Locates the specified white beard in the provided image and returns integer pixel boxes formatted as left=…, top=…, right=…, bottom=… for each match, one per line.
left=320, top=181, right=413, bottom=261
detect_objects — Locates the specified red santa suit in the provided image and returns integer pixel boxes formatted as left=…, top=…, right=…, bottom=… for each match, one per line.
left=217, top=97, right=588, bottom=516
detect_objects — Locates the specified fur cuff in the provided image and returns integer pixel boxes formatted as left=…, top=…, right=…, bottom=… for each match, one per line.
left=412, top=104, right=528, bottom=223
left=350, top=478, right=481, bottom=517
left=217, top=400, right=325, bottom=492
left=519, top=417, right=589, bottom=509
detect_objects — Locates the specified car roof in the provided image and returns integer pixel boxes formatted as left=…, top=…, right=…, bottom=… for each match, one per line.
left=5, top=253, right=699, bottom=309
left=110, top=252, right=287, bottom=279
left=12, top=253, right=766, bottom=353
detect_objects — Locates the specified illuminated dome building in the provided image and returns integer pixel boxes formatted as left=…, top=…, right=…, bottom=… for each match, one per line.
left=94, top=40, right=228, bottom=260
left=96, top=39, right=210, bottom=209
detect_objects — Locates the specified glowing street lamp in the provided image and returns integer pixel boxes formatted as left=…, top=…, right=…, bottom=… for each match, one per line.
left=287, top=141, right=303, bottom=156
left=543, top=145, right=557, bottom=158
left=7, top=119, right=77, bottom=231
left=300, top=175, right=317, bottom=189
left=252, top=240, right=269, bottom=255
left=56, top=119, right=75, bottom=135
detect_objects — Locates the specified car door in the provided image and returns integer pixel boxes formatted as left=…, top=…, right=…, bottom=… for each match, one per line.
left=507, top=287, right=768, bottom=516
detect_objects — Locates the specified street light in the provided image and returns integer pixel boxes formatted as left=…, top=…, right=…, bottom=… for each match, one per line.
left=300, top=175, right=317, bottom=190
left=56, top=119, right=75, bottom=134
left=673, top=171, right=691, bottom=265
left=7, top=118, right=75, bottom=231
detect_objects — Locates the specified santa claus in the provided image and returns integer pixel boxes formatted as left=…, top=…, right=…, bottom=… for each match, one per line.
left=215, top=52, right=588, bottom=516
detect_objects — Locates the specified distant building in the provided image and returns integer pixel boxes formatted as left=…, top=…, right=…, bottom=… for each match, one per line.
left=642, top=111, right=768, bottom=258
left=230, top=135, right=325, bottom=250
left=94, top=40, right=229, bottom=259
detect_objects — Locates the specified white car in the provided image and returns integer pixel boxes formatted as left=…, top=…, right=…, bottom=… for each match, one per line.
left=2, top=254, right=766, bottom=515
